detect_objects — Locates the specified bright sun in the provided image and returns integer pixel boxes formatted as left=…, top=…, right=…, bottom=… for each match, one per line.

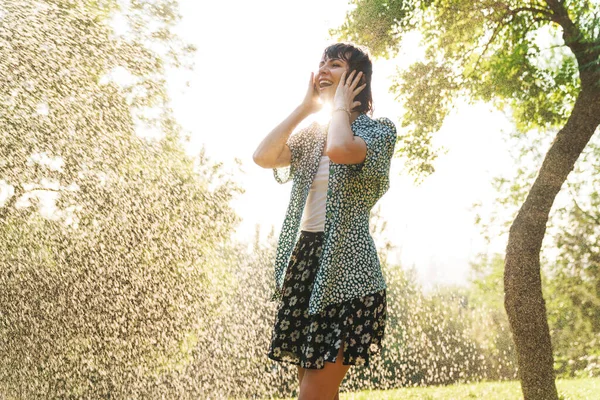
left=315, top=103, right=333, bottom=124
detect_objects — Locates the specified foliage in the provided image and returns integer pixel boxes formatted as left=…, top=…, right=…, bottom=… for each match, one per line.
left=0, top=1, right=239, bottom=398
left=547, top=139, right=600, bottom=378
left=180, top=230, right=298, bottom=399
left=466, top=253, right=519, bottom=380
left=333, top=0, right=600, bottom=177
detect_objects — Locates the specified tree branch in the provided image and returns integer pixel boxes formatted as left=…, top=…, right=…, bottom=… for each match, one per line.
left=510, top=6, right=553, bottom=19
left=0, top=184, right=22, bottom=221
left=571, top=196, right=600, bottom=225
left=465, top=3, right=552, bottom=78
left=545, top=0, right=597, bottom=64
left=29, top=187, right=63, bottom=193
left=466, top=18, right=508, bottom=77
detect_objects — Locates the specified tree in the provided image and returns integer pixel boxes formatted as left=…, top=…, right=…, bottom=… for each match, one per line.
left=485, top=130, right=600, bottom=377
left=335, top=1, right=600, bottom=398
left=0, top=1, right=240, bottom=397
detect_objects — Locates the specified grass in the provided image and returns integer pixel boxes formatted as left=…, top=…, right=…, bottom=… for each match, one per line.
left=274, top=378, right=600, bottom=400
left=339, top=378, right=599, bottom=400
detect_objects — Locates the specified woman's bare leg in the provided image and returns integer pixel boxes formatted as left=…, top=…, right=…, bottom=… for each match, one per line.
left=298, top=345, right=349, bottom=400
left=299, top=365, right=340, bottom=399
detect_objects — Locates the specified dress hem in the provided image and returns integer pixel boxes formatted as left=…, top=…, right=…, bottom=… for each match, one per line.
left=266, top=347, right=382, bottom=370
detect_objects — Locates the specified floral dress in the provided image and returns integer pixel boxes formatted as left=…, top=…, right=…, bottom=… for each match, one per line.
left=267, top=114, right=396, bottom=369
left=268, top=231, right=386, bottom=369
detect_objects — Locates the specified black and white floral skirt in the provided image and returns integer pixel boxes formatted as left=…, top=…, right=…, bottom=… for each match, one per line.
left=267, top=230, right=387, bottom=370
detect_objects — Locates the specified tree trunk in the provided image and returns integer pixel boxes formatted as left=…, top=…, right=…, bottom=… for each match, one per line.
left=504, top=87, right=600, bottom=400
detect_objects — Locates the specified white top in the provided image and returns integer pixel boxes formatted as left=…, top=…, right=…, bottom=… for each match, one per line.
left=300, top=155, right=329, bottom=232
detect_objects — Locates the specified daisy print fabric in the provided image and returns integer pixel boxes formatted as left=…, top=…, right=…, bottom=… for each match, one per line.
left=271, top=113, right=397, bottom=316
left=268, top=231, right=387, bottom=369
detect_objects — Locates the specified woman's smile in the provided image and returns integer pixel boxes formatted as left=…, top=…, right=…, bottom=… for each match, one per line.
left=318, top=79, right=333, bottom=90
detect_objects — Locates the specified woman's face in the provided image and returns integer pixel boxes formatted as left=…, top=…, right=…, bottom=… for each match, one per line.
left=316, top=55, right=350, bottom=103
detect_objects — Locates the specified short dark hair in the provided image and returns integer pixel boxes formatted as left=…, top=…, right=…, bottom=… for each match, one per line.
left=322, top=42, right=373, bottom=115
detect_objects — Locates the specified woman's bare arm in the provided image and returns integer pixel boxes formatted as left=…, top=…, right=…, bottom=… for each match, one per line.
left=325, top=70, right=368, bottom=165
left=326, top=110, right=367, bottom=165
left=253, top=73, right=322, bottom=169
left=252, top=105, right=311, bottom=168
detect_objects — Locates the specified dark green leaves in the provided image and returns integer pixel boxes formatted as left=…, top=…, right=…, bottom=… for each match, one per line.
left=334, top=0, right=596, bottom=179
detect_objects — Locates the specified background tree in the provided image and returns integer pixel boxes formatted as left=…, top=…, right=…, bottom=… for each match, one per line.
left=466, top=253, right=518, bottom=380
left=335, top=1, right=600, bottom=398
left=0, top=1, right=239, bottom=397
left=477, top=128, right=600, bottom=379
left=551, top=188, right=600, bottom=377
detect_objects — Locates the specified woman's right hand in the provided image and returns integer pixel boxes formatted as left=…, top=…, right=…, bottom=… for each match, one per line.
left=299, top=72, right=322, bottom=115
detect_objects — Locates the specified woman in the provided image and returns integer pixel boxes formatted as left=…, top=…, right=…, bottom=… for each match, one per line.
left=253, top=42, right=397, bottom=400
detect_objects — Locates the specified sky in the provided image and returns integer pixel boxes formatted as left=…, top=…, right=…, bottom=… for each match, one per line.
left=166, top=0, right=515, bottom=287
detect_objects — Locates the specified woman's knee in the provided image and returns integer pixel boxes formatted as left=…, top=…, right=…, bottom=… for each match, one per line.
left=298, top=382, right=335, bottom=400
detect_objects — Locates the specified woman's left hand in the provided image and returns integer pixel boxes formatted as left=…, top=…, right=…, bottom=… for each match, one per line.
left=333, top=70, right=366, bottom=111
